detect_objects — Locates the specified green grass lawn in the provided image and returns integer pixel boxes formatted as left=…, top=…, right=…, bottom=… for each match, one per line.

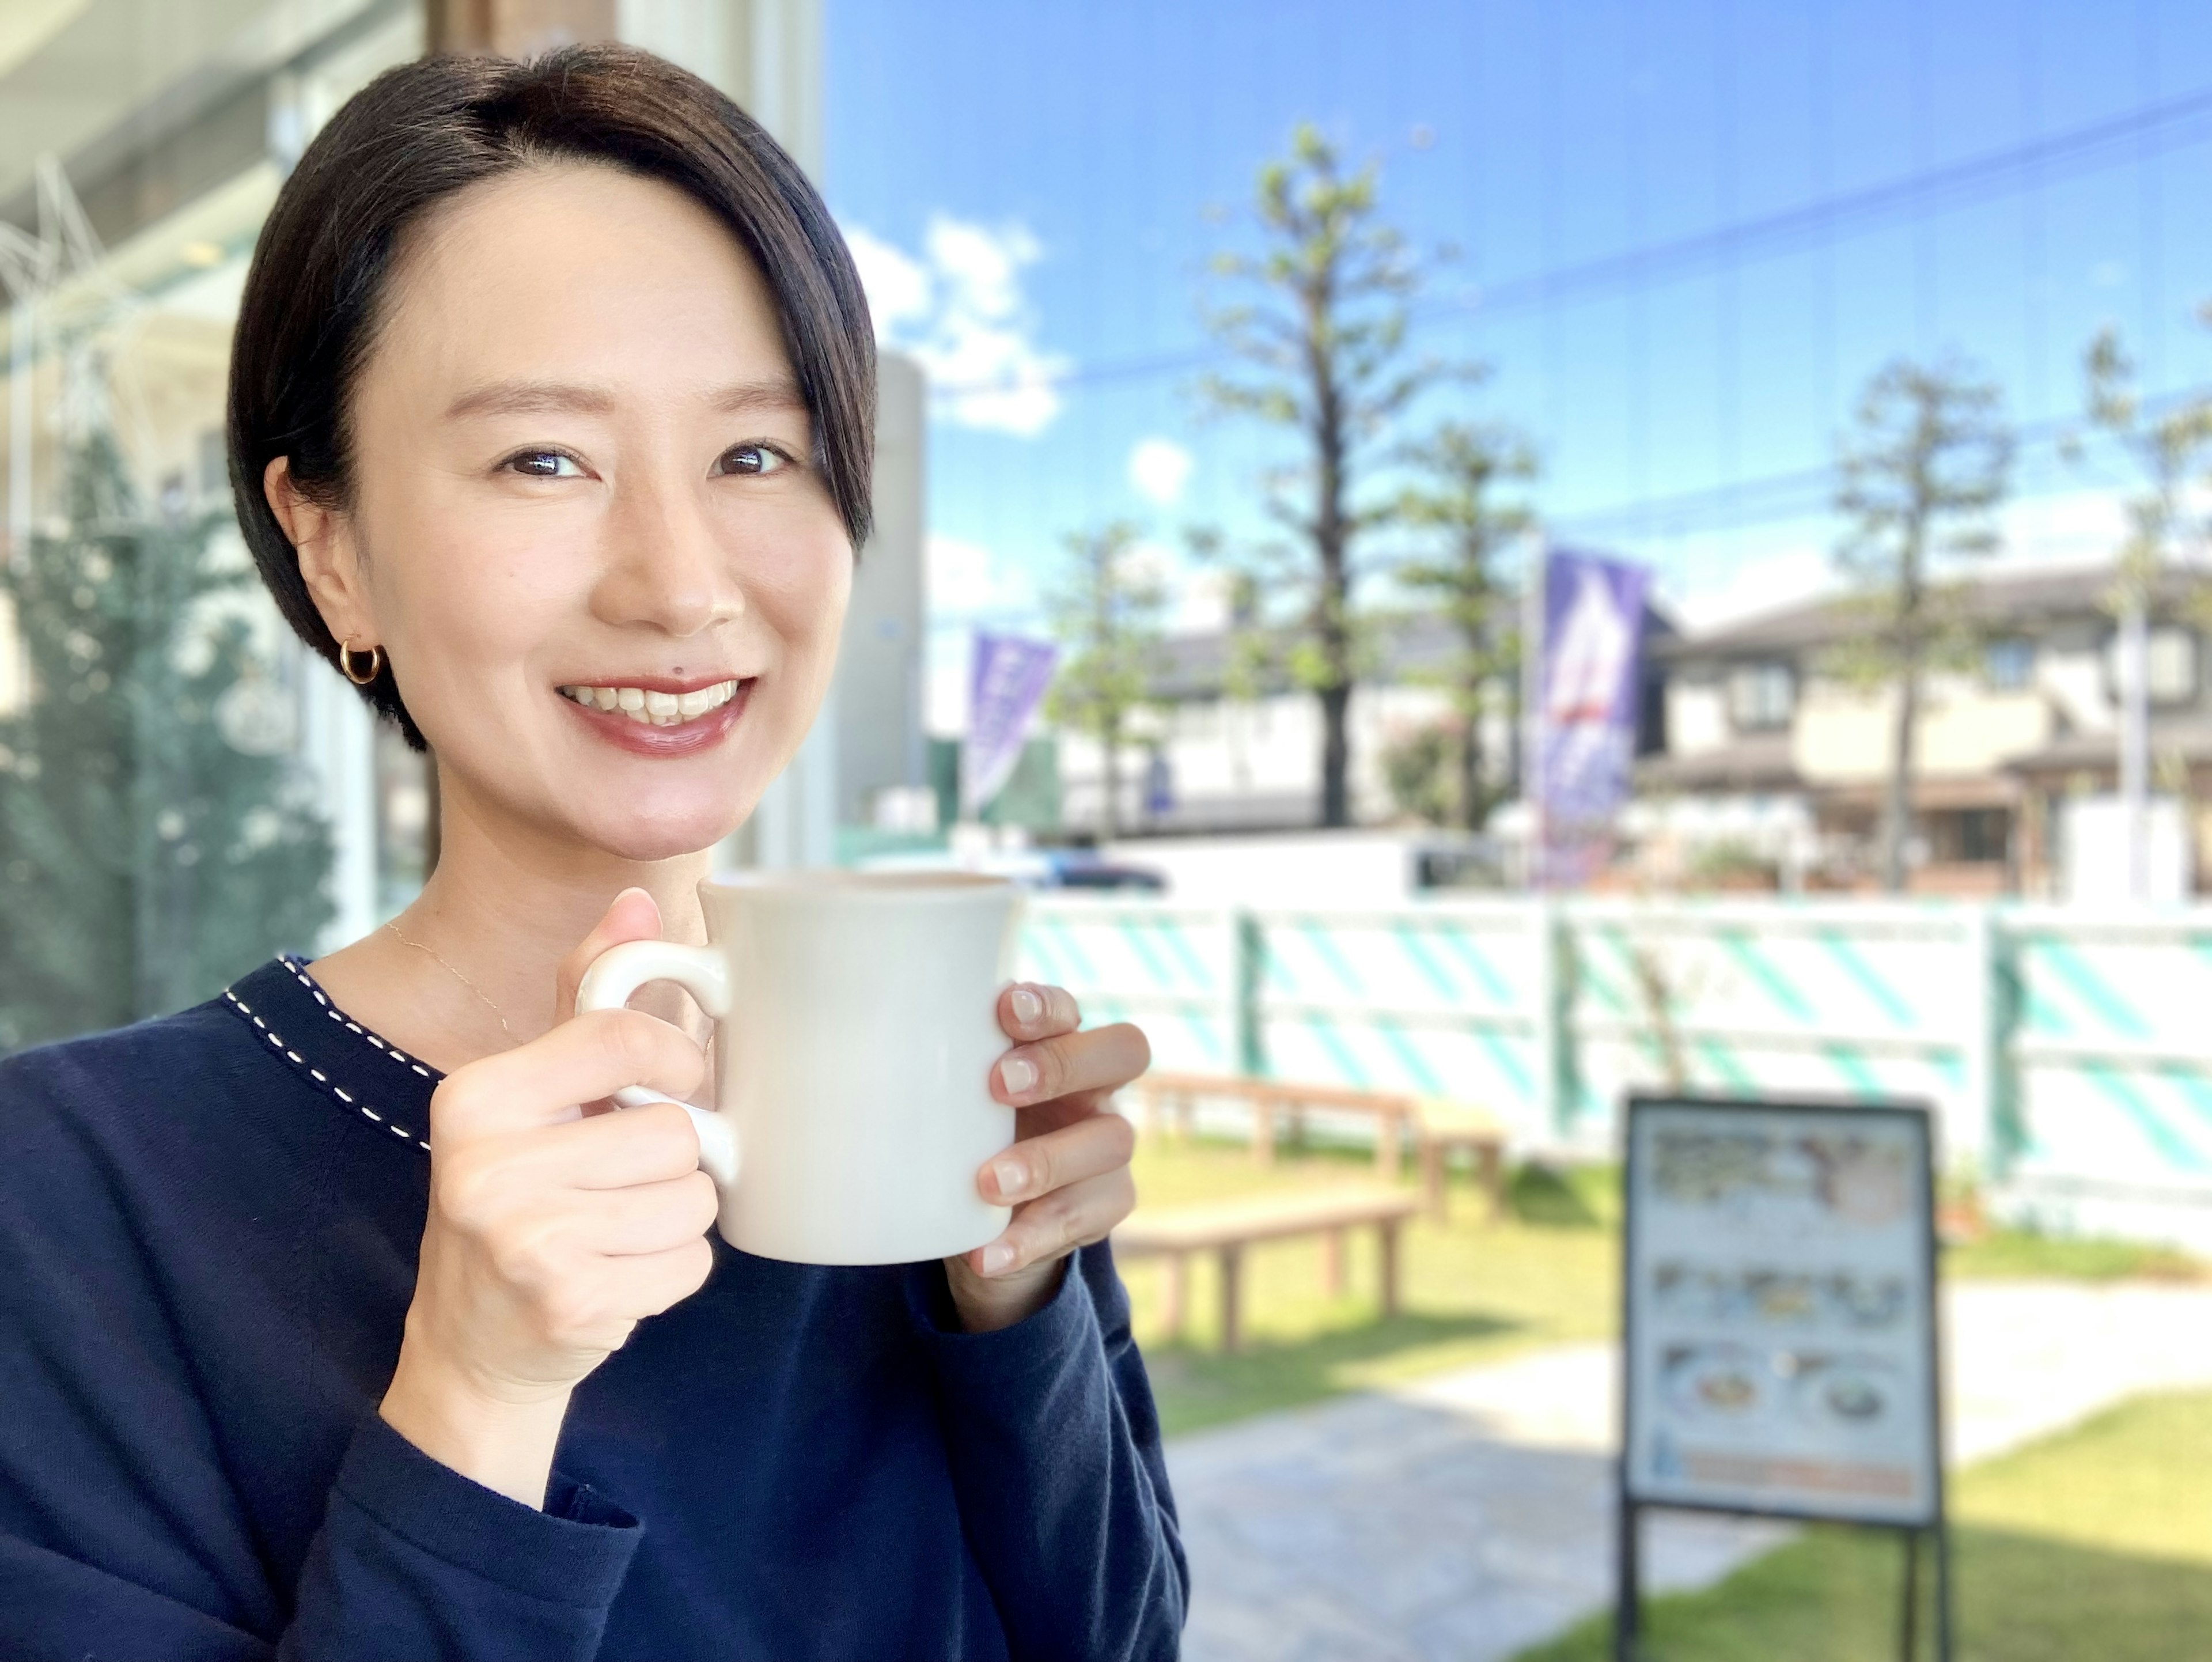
left=1127, top=1137, right=1620, bottom=1436
left=1512, top=1389, right=2212, bottom=1662
left=1124, top=1137, right=2205, bottom=1438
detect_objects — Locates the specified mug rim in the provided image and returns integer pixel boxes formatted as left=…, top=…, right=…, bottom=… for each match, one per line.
left=699, top=869, right=1017, bottom=903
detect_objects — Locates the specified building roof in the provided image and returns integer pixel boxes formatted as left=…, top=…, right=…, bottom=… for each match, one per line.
left=2003, top=721, right=2212, bottom=776
left=1634, top=734, right=1800, bottom=793
left=1656, top=563, right=2207, bottom=664
left=1150, top=601, right=1677, bottom=701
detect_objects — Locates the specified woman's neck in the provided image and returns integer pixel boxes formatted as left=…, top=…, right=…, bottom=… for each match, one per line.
left=304, top=766, right=718, bottom=1074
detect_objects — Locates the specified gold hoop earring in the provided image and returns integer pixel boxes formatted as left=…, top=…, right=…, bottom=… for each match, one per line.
left=338, top=641, right=382, bottom=686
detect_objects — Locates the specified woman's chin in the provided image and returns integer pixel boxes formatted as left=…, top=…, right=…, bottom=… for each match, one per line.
left=540, top=785, right=760, bottom=866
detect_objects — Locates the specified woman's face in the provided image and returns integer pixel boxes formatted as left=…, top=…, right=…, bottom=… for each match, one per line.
left=290, top=162, right=853, bottom=862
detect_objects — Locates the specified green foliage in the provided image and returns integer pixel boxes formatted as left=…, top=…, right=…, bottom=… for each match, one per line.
left=2078, top=317, right=2212, bottom=624
left=1393, top=418, right=1536, bottom=827
left=1831, top=355, right=2013, bottom=891
left=0, top=427, right=331, bottom=1051
left=1044, top=520, right=1166, bottom=838
left=1380, top=720, right=1457, bottom=824
left=1196, top=123, right=1474, bottom=827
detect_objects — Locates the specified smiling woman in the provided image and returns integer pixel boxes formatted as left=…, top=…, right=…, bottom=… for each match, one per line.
left=0, top=44, right=1179, bottom=1662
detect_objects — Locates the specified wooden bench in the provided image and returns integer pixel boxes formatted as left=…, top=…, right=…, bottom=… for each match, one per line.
left=1410, top=1097, right=1510, bottom=1224
left=1134, top=1070, right=1417, bottom=1177
left=1132, top=1074, right=1510, bottom=1221
left=1112, top=1186, right=1419, bottom=1353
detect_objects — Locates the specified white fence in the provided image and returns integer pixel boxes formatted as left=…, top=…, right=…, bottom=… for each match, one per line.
left=1019, top=895, right=2212, bottom=1252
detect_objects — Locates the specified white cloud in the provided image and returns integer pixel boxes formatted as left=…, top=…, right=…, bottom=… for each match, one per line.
left=842, top=225, right=930, bottom=332
left=841, top=215, right=1071, bottom=437
left=1128, top=436, right=1194, bottom=506
left=926, top=532, right=1036, bottom=619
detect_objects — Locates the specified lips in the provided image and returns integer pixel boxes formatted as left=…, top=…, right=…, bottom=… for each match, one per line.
left=556, top=676, right=753, bottom=757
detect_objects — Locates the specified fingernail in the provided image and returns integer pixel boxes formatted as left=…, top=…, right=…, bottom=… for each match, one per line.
left=981, top=1241, right=1016, bottom=1275
left=991, top=1157, right=1028, bottom=1199
left=999, top=1055, right=1039, bottom=1096
left=1010, top=986, right=1045, bottom=1025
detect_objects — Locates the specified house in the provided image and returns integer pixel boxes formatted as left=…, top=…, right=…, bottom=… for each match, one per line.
left=1057, top=605, right=1673, bottom=837
left=1640, top=564, right=2212, bottom=896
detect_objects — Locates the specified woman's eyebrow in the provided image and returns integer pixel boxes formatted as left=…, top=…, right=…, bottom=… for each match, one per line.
left=709, top=378, right=806, bottom=414
left=445, top=380, right=616, bottom=420
left=442, top=378, right=805, bottom=419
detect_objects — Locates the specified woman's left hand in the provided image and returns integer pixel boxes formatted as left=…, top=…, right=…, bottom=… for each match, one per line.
left=946, top=983, right=1149, bottom=1332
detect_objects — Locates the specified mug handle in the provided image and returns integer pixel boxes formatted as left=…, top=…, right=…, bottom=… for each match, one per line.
left=574, top=940, right=740, bottom=1191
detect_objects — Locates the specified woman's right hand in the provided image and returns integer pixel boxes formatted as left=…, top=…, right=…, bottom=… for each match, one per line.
left=378, top=891, right=719, bottom=1506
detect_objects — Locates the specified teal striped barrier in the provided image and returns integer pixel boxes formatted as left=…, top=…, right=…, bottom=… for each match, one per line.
left=1019, top=896, right=2212, bottom=1249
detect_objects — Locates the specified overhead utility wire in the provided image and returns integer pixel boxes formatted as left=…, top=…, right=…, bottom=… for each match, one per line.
left=933, top=83, right=2212, bottom=399
left=1547, top=381, right=2212, bottom=541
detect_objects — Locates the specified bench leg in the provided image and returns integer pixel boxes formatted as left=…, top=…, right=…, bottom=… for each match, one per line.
left=1322, top=1226, right=1346, bottom=1297
left=1374, top=1112, right=1402, bottom=1179
left=1218, top=1243, right=1244, bottom=1353
left=1378, top=1220, right=1402, bottom=1320
left=1421, top=1138, right=1448, bottom=1221
left=1162, top=1253, right=1188, bottom=1341
left=1479, top=1142, right=1507, bottom=1224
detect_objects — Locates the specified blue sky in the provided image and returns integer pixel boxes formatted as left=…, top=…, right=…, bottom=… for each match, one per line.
left=824, top=1, right=2212, bottom=726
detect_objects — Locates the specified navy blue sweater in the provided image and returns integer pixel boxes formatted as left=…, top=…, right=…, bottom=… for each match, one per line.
left=0, top=955, right=1185, bottom=1660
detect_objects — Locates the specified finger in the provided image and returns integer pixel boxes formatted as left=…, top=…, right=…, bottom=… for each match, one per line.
left=515, top=1100, right=709, bottom=1190
left=982, top=1105, right=1135, bottom=1204
left=972, top=1168, right=1136, bottom=1278
left=609, top=1236, right=718, bottom=1321
left=433, top=1008, right=706, bottom=1141
left=993, top=1020, right=1151, bottom=1108
left=554, top=887, right=664, bottom=1025
left=572, top=1171, right=720, bottom=1256
left=997, top=982, right=1082, bottom=1042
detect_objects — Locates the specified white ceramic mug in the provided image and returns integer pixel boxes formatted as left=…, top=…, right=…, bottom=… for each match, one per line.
left=575, top=872, right=1023, bottom=1266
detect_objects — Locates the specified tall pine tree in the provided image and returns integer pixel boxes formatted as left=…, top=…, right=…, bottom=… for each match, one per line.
left=0, top=416, right=331, bottom=1051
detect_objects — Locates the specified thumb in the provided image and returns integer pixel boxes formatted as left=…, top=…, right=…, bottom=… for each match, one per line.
left=554, top=887, right=665, bottom=1026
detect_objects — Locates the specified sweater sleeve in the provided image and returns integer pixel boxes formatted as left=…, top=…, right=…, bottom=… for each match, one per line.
left=910, top=1243, right=1188, bottom=1662
left=0, top=1416, right=639, bottom=1662
left=275, top=1414, right=641, bottom=1660
left=0, top=1036, right=642, bottom=1662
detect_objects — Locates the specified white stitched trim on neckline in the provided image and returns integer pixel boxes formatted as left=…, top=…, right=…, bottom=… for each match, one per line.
left=279, top=956, right=428, bottom=1073
left=225, top=986, right=431, bottom=1154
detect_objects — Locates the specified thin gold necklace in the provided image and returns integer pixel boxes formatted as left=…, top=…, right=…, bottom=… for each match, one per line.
left=383, top=919, right=517, bottom=1046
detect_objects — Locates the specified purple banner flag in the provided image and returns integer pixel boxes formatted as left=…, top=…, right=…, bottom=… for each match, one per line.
left=963, top=633, right=1059, bottom=816
left=1537, top=547, right=1650, bottom=885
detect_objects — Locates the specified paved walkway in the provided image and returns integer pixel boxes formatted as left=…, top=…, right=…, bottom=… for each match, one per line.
left=1166, top=1281, right=2212, bottom=1662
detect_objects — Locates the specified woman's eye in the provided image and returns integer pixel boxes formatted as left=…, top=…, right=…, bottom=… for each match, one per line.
left=505, top=450, right=584, bottom=479
left=717, top=444, right=789, bottom=477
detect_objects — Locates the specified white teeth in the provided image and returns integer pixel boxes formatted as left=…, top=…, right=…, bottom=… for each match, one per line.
left=558, top=680, right=742, bottom=729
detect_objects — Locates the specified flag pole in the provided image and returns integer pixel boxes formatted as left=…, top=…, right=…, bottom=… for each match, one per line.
left=1521, top=534, right=1547, bottom=892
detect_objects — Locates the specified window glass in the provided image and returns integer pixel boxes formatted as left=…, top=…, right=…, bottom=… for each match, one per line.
left=1726, top=662, right=1794, bottom=732
left=2148, top=627, right=2198, bottom=703
left=1985, top=637, right=2035, bottom=691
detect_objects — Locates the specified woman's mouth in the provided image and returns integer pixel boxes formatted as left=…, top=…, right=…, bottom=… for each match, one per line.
left=555, top=676, right=753, bottom=756
left=558, top=679, right=743, bottom=728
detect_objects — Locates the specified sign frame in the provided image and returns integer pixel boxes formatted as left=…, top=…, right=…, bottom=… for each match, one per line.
left=1613, top=1092, right=1951, bottom=1662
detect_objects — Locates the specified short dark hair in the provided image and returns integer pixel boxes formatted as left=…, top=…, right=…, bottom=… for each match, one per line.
left=227, top=45, right=876, bottom=748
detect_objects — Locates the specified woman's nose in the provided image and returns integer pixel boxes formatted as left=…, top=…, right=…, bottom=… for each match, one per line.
left=589, top=469, right=744, bottom=637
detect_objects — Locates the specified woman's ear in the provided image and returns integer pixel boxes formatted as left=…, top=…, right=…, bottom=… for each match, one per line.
left=264, top=456, right=377, bottom=651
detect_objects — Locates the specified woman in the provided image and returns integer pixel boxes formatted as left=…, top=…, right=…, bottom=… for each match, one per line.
left=0, top=46, right=1182, bottom=1662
